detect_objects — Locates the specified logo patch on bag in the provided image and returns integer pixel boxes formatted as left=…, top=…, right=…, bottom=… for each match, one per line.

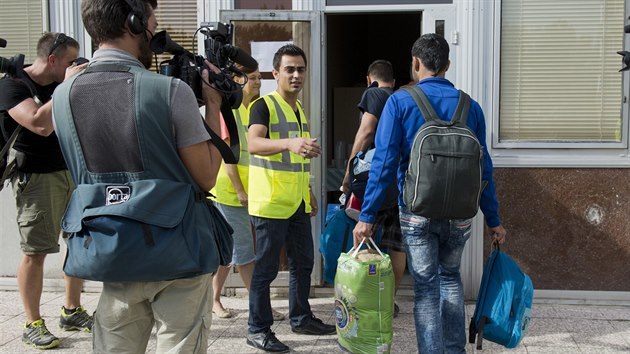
left=106, top=186, right=131, bottom=205
left=368, top=264, right=377, bottom=275
left=334, top=299, right=350, bottom=329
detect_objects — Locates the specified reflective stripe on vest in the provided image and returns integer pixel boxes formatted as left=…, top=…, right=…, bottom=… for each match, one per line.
left=210, top=104, right=251, bottom=206
left=249, top=95, right=310, bottom=172
left=234, top=106, right=250, bottom=167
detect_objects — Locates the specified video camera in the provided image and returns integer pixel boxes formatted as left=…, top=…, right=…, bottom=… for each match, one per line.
left=0, top=37, right=26, bottom=78
left=150, top=22, right=258, bottom=108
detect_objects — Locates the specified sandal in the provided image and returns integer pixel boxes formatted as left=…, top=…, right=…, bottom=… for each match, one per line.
left=271, top=308, right=285, bottom=321
left=212, top=306, right=233, bottom=318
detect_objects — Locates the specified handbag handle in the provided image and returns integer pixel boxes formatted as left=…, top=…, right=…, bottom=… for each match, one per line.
left=349, top=236, right=385, bottom=259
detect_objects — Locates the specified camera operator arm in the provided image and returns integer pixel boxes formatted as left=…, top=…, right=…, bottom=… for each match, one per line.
left=5, top=62, right=87, bottom=137
left=201, top=63, right=227, bottom=171
left=179, top=63, right=230, bottom=191
left=7, top=98, right=55, bottom=137
left=180, top=67, right=229, bottom=192
left=179, top=141, right=219, bottom=191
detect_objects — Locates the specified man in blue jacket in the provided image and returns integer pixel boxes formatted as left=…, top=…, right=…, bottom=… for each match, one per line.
left=353, top=33, right=507, bottom=354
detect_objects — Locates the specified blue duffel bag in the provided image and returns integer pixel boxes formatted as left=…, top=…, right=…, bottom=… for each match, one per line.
left=319, top=207, right=356, bottom=284
left=469, top=245, right=534, bottom=349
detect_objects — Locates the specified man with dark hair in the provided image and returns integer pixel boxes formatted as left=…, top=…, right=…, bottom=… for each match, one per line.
left=247, top=44, right=335, bottom=353
left=353, top=33, right=507, bottom=353
left=0, top=32, right=92, bottom=350
left=52, top=0, right=225, bottom=352
left=342, top=59, right=406, bottom=317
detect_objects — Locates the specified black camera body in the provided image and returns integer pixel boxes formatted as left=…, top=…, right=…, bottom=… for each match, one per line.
left=151, top=22, right=256, bottom=108
left=0, top=37, right=25, bottom=78
left=0, top=53, right=25, bottom=78
left=0, top=37, right=24, bottom=78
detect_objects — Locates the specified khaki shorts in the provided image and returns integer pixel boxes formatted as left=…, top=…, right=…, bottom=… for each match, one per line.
left=12, top=170, right=74, bottom=255
left=93, top=273, right=214, bottom=354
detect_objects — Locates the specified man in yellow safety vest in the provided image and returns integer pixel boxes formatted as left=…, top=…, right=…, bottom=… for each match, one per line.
left=245, top=44, right=335, bottom=353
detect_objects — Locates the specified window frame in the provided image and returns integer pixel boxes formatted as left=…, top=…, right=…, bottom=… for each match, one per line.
left=0, top=0, right=48, bottom=65
left=490, top=0, right=630, bottom=167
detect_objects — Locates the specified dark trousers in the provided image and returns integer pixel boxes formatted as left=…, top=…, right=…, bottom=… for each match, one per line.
left=248, top=203, right=314, bottom=333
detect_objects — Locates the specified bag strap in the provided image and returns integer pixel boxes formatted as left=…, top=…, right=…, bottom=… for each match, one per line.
left=0, top=125, right=22, bottom=184
left=0, top=125, right=21, bottom=159
left=470, top=237, right=500, bottom=350
left=404, top=86, right=443, bottom=123
left=200, top=99, right=240, bottom=164
left=453, top=91, right=471, bottom=126
left=350, top=236, right=385, bottom=258
left=404, top=86, right=471, bottom=127
left=471, top=242, right=501, bottom=325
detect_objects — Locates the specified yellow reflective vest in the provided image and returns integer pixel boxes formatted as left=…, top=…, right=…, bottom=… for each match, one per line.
left=210, top=104, right=250, bottom=206
left=248, top=91, right=311, bottom=219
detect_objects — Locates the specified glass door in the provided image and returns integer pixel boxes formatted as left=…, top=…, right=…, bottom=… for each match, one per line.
left=220, top=10, right=323, bottom=288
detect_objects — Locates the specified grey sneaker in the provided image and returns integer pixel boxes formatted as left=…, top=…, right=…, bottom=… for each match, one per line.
left=23, top=319, right=60, bottom=350
left=59, top=306, right=93, bottom=333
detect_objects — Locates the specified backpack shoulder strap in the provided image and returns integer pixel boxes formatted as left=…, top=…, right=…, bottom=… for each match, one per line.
left=0, top=125, right=21, bottom=158
left=0, top=125, right=22, bottom=187
left=452, top=90, right=471, bottom=126
left=403, top=86, right=444, bottom=124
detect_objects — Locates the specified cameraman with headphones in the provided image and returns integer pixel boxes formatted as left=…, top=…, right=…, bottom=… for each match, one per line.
left=0, top=33, right=92, bottom=349
left=52, top=0, right=226, bottom=353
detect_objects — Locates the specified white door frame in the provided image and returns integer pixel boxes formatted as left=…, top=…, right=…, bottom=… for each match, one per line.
left=220, top=10, right=323, bottom=288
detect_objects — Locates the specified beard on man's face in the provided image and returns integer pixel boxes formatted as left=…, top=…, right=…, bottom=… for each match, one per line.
left=139, top=39, right=153, bottom=70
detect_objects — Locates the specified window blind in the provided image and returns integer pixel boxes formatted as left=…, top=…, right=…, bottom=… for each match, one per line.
left=499, top=0, right=624, bottom=142
left=0, top=0, right=44, bottom=65
left=154, top=0, right=198, bottom=63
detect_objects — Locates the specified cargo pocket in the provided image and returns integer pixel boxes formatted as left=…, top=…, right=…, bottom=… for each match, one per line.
left=191, top=313, right=212, bottom=353
left=17, top=210, right=54, bottom=253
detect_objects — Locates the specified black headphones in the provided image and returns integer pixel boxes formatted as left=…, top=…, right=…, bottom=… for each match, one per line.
left=124, top=0, right=147, bottom=35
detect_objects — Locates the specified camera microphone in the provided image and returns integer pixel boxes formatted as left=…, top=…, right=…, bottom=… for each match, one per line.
left=0, top=38, right=7, bottom=48
left=226, top=46, right=258, bottom=70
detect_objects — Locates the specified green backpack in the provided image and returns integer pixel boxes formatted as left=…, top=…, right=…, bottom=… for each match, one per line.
left=402, top=86, right=484, bottom=219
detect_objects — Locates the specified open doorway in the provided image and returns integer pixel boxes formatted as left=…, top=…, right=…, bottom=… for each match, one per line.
left=324, top=12, right=421, bottom=202
left=322, top=12, right=421, bottom=291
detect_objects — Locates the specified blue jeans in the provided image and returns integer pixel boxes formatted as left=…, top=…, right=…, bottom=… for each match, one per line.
left=399, top=208, right=472, bottom=354
left=248, top=203, right=314, bottom=333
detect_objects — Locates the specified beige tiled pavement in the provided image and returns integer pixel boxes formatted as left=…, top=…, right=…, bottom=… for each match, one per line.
left=0, top=290, right=628, bottom=353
